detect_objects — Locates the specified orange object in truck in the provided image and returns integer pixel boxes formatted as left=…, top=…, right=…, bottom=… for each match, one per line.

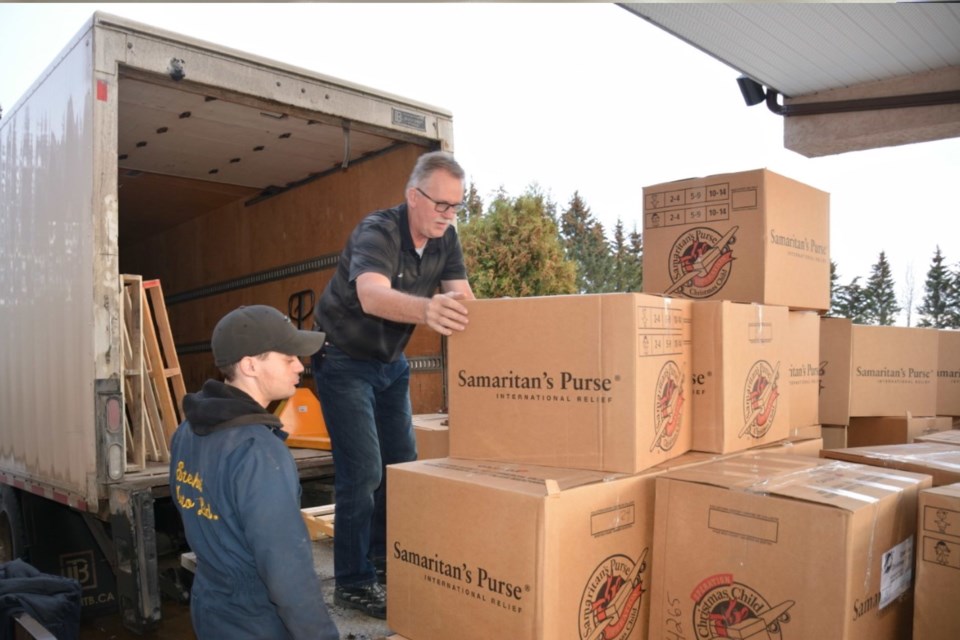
left=275, top=387, right=331, bottom=450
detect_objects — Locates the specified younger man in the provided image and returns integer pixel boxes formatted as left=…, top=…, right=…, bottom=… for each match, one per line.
left=170, top=305, right=339, bottom=639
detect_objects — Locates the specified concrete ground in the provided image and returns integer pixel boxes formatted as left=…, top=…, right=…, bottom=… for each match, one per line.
left=80, top=535, right=393, bottom=639
left=312, top=535, right=395, bottom=640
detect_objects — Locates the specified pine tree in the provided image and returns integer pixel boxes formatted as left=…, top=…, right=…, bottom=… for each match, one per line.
left=629, top=224, right=644, bottom=291
left=863, top=251, right=901, bottom=326
left=610, top=218, right=642, bottom=292
left=828, top=261, right=841, bottom=316
left=459, top=186, right=576, bottom=298
left=916, top=246, right=951, bottom=328
left=948, top=260, right=960, bottom=329
left=833, top=277, right=870, bottom=324
left=460, top=179, right=484, bottom=225
left=558, top=192, right=614, bottom=293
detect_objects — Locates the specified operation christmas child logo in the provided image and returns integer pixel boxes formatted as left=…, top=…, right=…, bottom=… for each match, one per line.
left=740, top=360, right=781, bottom=439
left=651, top=361, right=685, bottom=452
left=665, top=226, right=738, bottom=298
left=691, top=573, right=794, bottom=639
left=579, top=550, right=648, bottom=640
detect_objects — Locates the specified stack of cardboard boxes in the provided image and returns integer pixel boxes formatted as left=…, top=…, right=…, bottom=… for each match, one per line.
left=385, top=168, right=956, bottom=640
left=810, top=268, right=960, bottom=640
left=914, top=482, right=960, bottom=640
left=817, top=442, right=960, bottom=640
left=640, top=168, right=930, bottom=640
left=389, top=292, right=694, bottom=640
left=818, top=319, right=948, bottom=448
left=643, top=169, right=828, bottom=456
left=938, top=330, right=960, bottom=423
left=648, top=452, right=928, bottom=640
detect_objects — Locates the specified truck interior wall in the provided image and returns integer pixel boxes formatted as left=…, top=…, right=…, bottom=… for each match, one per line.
left=119, top=144, right=445, bottom=411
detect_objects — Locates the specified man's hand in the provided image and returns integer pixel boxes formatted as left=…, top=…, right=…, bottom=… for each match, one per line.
left=425, top=291, right=469, bottom=335
left=356, top=272, right=473, bottom=330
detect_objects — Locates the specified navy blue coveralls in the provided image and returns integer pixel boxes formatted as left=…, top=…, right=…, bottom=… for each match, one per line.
left=169, top=380, right=338, bottom=640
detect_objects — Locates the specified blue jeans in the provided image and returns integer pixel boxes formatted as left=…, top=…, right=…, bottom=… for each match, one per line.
left=312, top=344, right=417, bottom=587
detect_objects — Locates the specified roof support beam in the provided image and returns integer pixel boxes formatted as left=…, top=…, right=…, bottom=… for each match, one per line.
left=784, top=66, right=960, bottom=157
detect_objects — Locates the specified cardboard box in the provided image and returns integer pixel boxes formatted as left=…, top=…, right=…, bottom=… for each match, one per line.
left=916, top=429, right=960, bottom=446
left=914, top=482, right=960, bottom=640
left=755, top=435, right=823, bottom=457
left=819, top=318, right=938, bottom=425
left=412, top=413, right=449, bottom=460
left=649, top=452, right=930, bottom=640
left=691, top=301, right=791, bottom=453
left=847, top=415, right=952, bottom=447
left=939, top=330, right=960, bottom=416
left=790, top=424, right=822, bottom=440
left=786, top=311, right=821, bottom=428
left=651, top=435, right=822, bottom=476
left=821, top=442, right=960, bottom=486
left=822, top=424, right=847, bottom=449
left=448, top=294, right=693, bottom=473
left=387, top=458, right=660, bottom=640
left=642, top=168, right=830, bottom=311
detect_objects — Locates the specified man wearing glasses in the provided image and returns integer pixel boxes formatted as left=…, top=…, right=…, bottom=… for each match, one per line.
left=311, top=150, right=474, bottom=619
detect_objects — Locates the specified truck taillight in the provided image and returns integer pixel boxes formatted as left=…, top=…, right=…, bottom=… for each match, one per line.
left=105, top=397, right=121, bottom=433
left=106, top=395, right=123, bottom=479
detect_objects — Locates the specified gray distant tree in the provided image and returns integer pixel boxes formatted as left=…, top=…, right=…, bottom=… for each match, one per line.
left=901, top=264, right=915, bottom=327
left=916, top=246, right=951, bottom=328
left=559, top=191, right=614, bottom=293
left=863, top=251, right=900, bottom=326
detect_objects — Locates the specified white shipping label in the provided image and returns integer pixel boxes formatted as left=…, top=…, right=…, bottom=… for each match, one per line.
left=879, top=535, right=914, bottom=609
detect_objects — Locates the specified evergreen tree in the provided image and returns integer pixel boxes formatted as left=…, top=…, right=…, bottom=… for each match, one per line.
left=828, top=261, right=841, bottom=316
left=558, top=192, right=613, bottom=293
left=862, top=251, right=900, bottom=326
left=916, top=246, right=951, bottom=328
left=833, top=277, right=870, bottom=324
left=610, top=218, right=642, bottom=292
left=629, top=224, right=644, bottom=291
left=460, top=179, right=484, bottom=225
left=459, top=186, right=576, bottom=298
left=948, top=260, right=960, bottom=329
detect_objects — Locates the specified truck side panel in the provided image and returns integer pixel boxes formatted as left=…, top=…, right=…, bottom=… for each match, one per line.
left=0, top=22, right=100, bottom=504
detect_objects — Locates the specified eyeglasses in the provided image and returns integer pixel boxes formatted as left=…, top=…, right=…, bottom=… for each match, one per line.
left=416, top=187, right=465, bottom=215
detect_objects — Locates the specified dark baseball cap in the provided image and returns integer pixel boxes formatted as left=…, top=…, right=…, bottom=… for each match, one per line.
left=211, top=305, right=326, bottom=367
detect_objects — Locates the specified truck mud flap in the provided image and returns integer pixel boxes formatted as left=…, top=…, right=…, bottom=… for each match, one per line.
left=109, top=484, right=161, bottom=633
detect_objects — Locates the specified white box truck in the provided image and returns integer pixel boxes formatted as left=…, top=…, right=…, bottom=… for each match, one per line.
left=0, top=12, right=452, bottom=631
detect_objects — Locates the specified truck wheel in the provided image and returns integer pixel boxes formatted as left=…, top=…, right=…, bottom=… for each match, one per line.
left=0, top=485, right=26, bottom=562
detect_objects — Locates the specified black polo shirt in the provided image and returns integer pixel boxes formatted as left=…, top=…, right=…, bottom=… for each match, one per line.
left=314, top=203, right=468, bottom=363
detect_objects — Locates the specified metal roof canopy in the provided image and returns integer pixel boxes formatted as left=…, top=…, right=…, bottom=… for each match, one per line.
left=620, top=3, right=960, bottom=157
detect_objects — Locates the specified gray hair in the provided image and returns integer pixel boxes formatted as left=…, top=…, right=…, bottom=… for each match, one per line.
left=407, top=151, right=465, bottom=189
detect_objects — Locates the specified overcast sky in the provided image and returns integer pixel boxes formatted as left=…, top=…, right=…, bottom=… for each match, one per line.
left=3, top=3, right=958, bottom=324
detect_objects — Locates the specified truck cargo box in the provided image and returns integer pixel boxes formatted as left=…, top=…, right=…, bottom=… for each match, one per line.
left=0, top=12, right=454, bottom=630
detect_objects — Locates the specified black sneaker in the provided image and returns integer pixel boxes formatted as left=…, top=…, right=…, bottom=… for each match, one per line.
left=375, top=566, right=387, bottom=585
left=334, top=582, right=387, bottom=620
